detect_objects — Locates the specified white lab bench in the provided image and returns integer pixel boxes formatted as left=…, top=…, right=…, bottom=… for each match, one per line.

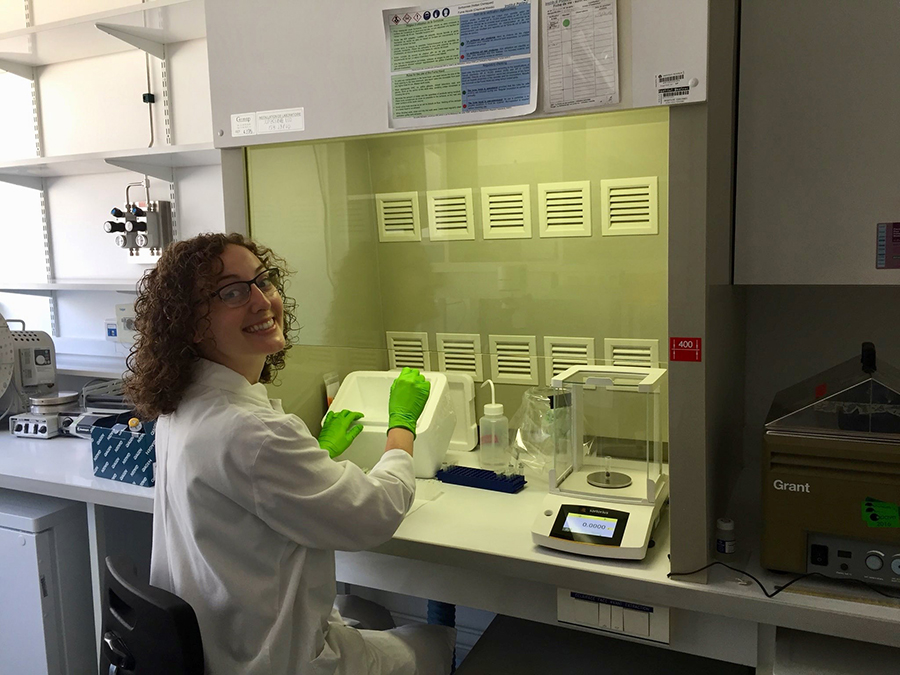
left=1, top=430, right=899, bottom=672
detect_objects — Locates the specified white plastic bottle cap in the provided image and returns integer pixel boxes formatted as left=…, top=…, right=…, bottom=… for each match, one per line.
left=716, top=518, right=734, bottom=531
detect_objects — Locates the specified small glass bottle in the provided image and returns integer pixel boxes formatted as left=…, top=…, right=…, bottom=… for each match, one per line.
left=715, top=517, right=736, bottom=561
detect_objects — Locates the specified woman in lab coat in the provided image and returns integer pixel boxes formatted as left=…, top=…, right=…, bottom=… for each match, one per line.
left=124, top=232, right=455, bottom=675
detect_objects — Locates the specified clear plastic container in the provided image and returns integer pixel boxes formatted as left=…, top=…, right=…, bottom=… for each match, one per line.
left=509, top=386, right=570, bottom=476
left=479, top=380, right=509, bottom=470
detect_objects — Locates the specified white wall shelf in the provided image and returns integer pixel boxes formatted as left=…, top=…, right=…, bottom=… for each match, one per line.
left=0, top=143, right=221, bottom=187
left=0, top=0, right=205, bottom=73
left=0, top=281, right=139, bottom=294
left=55, top=353, right=127, bottom=379
left=52, top=338, right=130, bottom=379
left=0, top=0, right=222, bottom=385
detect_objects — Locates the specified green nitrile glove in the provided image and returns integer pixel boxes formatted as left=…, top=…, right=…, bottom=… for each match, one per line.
left=388, top=367, right=431, bottom=438
left=318, top=409, right=364, bottom=459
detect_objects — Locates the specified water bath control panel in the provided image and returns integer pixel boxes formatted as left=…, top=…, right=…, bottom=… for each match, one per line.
left=807, top=533, right=900, bottom=587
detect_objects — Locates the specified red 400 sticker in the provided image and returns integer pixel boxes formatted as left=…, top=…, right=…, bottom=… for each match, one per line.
left=670, top=337, right=702, bottom=362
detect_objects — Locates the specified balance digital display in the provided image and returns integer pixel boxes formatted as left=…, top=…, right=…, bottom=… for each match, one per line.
left=550, top=504, right=630, bottom=547
left=563, top=513, right=617, bottom=538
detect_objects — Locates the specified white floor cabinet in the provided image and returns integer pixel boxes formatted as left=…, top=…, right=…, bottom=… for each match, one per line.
left=0, top=489, right=94, bottom=675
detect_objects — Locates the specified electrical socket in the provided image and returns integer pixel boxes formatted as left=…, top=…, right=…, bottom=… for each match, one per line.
left=115, top=304, right=137, bottom=343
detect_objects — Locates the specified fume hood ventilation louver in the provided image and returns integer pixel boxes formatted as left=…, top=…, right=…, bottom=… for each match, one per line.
left=544, top=336, right=595, bottom=385
left=538, top=181, right=592, bottom=238
left=481, top=185, right=532, bottom=239
left=437, top=333, right=483, bottom=381
left=604, top=338, right=660, bottom=388
left=427, top=189, right=474, bottom=241
left=604, top=338, right=659, bottom=368
left=489, top=334, right=539, bottom=385
left=387, top=331, right=431, bottom=371
left=600, top=177, right=658, bottom=236
left=376, top=192, right=421, bottom=242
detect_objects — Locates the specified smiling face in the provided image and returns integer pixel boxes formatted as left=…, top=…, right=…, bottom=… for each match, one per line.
left=194, top=244, right=286, bottom=383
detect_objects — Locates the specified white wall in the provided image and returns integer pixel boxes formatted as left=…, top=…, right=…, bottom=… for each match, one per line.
left=173, top=164, right=225, bottom=239
left=0, top=293, right=52, bottom=334
left=0, top=73, right=36, bottom=161
left=39, top=50, right=158, bottom=156
left=166, top=37, right=214, bottom=146
left=29, top=0, right=135, bottom=25
left=0, top=182, right=45, bottom=282
left=0, top=1, right=25, bottom=33
left=37, top=38, right=213, bottom=156
left=0, top=0, right=222, bottom=355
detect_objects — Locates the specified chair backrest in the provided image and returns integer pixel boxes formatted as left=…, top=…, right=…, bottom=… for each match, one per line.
left=100, top=555, right=204, bottom=675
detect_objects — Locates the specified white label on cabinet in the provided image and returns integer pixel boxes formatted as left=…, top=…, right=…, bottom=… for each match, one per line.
left=230, top=108, right=305, bottom=137
left=231, top=112, right=257, bottom=137
left=256, top=108, right=305, bottom=134
left=657, top=85, right=690, bottom=105
left=655, top=71, right=685, bottom=89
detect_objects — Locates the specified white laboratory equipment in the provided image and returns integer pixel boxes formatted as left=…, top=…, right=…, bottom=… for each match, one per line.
left=0, top=489, right=95, bottom=675
left=446, top=372, right=477, bottom=452
left=326, top=370, right=456, bottom=477
left=531, top=365, right=668, bottom=560
left=0, top=312, right=58, bottom=425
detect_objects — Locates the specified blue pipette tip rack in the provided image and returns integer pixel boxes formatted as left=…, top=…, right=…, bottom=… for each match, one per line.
left=435, top=466, right=526, bottom=494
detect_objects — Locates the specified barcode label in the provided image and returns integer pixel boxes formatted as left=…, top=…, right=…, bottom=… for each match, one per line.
left=655, top=71, right=684, bottom=88
left=658, top=85, right=691, bottom=105
left=660, top=86, right=690, bottom=99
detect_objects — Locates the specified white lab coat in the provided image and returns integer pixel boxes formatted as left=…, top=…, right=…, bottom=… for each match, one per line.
left=150, top=359, right=455, bottom=675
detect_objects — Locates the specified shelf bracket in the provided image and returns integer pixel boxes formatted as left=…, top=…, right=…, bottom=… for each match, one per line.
left=104, top=158, right=173, bottom=183
left=0, top=173, right=43, bottom=190
left=0, top=58, right=35, bottom=81
left=95, top=23, right=166, bottom=60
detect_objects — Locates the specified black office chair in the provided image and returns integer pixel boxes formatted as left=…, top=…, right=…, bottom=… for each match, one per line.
left=100, top=555, right=204, bottom=674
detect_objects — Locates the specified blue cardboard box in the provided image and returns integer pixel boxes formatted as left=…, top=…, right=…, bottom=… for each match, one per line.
left=90, top=413, right=156, bottom=488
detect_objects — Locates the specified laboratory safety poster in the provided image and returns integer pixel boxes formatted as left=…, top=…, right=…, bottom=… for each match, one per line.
left=383, top=1, right=538, bottom=128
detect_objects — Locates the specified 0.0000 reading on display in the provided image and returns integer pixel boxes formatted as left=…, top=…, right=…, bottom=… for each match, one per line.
left=563, top=514, right=617, bottom=538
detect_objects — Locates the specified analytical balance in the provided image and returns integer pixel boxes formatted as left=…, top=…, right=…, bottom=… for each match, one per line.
left=531, top=365, right=668, bottom=560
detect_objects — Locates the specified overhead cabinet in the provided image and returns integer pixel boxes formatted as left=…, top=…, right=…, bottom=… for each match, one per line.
left=204, top=0, right=710, bottom=146
left=734, top=0, right=900, bottom=285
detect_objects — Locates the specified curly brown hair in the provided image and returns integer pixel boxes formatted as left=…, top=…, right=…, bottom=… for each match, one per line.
left=124, top=233, right=297, bottom=420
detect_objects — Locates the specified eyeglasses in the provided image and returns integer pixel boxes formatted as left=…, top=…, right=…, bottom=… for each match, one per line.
left=210, top=268, right=280, bottom=308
